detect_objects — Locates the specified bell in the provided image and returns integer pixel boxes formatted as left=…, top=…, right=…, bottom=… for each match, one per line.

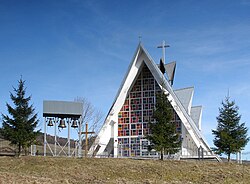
left=71, top=120, right=78, bottom=128
left=47, top=119, right=53, bottom=126
left=58, top=119, right=66, bottom=128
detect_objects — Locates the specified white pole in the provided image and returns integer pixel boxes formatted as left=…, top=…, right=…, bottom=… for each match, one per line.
left=68, top=118, right=71, bottom=157
left=31, top=145, right=33, bottom=156
left=44, top=117, right=47, bottom=156
left=240, top=151, right=242, bottom=164
left=162, top=40, right=165, bottom=64
left=75, top=141, right=77, bottom=157
left=54, top=118, right=57, bottom=156
left=157, top=40, right=170, bottom=65
left=78, top=116, right=82, bottom=158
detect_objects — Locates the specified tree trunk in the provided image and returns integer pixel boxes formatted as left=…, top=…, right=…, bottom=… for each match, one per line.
left=160, top=149, right=164, bottom=160
left=25, top=147, right=28, bottom=156
left=227, top=153, right=230, bottom=162
left=18, top=143, right=21, bottom=157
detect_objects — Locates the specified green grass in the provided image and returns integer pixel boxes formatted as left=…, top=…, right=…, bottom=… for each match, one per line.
left=0, top=156, right=249, bottom=183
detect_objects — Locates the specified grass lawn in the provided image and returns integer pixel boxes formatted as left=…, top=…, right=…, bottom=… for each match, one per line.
left=0, top=156, right=249, bottom=184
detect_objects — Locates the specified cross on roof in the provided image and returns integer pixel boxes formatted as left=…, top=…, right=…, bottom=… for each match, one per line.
left=157, top=40, right=170, bottom=64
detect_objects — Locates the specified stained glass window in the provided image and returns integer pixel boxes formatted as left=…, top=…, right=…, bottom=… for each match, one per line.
left=118, top=64, right=182, bottom=157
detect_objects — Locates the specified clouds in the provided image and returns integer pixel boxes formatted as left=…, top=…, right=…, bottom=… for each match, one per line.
left=176, top=24, right=250, bottom=53
left=0, top=0, right=250, bottom=152
left=165, top=23, right=250, bottom=78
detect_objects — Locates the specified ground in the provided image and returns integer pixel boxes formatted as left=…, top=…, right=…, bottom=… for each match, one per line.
left=0, top=156, right=249, bottom=184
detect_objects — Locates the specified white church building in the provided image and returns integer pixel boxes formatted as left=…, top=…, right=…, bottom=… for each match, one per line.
left=89, top=42, right=219, bottom=160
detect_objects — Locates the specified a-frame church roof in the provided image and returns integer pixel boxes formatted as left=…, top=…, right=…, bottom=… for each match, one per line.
left=90, top=42, right=219, bottom=160
left=109, top=43, right=210, bottom=149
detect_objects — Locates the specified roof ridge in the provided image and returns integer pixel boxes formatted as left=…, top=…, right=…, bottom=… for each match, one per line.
left=174, top=86, right=194, bottom=91
left=165, top=61, right=176, bottom=65
left=192, top=105, right=202, bottom=108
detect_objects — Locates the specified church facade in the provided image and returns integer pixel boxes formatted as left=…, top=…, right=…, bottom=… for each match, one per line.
left=89, top=43, right=219, bottom=160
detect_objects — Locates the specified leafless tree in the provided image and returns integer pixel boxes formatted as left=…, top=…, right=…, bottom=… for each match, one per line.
left=74, top=97, right=103, bottom=135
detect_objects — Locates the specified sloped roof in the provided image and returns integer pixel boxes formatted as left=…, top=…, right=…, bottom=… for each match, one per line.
left=107, top=43, right=142, bottom=116
left=93, top=42, right=211, bottom=154
left=135, top=43, right=211, bottom=151
left=191, top=106, right=202, bottom=130
left=165, top=61, right=176, bottom=85
left=174, top=87, right=194, bottom=115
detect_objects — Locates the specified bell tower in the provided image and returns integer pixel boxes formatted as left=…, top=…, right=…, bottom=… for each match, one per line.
left=43, top=100, right=83, bottom=157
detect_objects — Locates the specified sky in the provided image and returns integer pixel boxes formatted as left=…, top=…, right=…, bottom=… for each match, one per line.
left=0, top=0, right=250, bottom=157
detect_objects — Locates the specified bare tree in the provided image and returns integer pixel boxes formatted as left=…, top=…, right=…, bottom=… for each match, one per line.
left=74, top=97, right=103, bottom=151
left=90, top=109, right=103, bottom=133
left=74, top=97, right=103, bottom=135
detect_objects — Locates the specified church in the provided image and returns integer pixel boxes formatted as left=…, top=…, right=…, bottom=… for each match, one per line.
left=89, top=42, right=219, bottom=160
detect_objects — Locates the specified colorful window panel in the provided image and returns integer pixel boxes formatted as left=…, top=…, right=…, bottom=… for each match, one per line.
left=118, top=138, right=129, bottom=156
left=130, top=92, right=142, bottom=98
left=143, top=97, right=154, bottom=104
left=141, top=140, right=149, bottom=150
left=131, top=104, right=142, bottom=111
left=118, top=65, right=184, bottom=157
left=132, top=84, right=141, bottom=92
left=131, top=111, right=142, bottom=123
left=131, top=98, right=141, bottom=105
left=143, top=91, right=154, bottom=97
left=121, top=104, right=129, bottom=111
left=118, top=117, right=129, bottom=124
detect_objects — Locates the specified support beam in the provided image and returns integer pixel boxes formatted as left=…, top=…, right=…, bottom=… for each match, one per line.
left=85, top=123, right=88, bottom=158
left=78, top=116, right=82, bottom=158
left=68, top=118, right=71, bottom=157
left=54, top=118, right=57, bottom=156
left=44, top=117, right=46, bottom=156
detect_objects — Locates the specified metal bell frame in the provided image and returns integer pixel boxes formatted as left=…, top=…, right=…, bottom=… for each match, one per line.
left=44, top=116, right=82, bottom=157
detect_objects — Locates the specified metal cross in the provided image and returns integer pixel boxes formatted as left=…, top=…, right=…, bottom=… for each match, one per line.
left=157, top=40, right=170, bottom=64
left=138, top=35, right=142, bottom=43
